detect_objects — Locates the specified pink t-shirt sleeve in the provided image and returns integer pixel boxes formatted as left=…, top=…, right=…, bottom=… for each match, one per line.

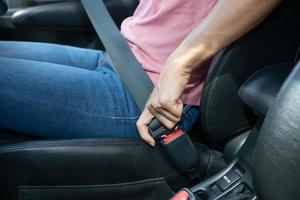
left=121, top=0, right=218, bottom=106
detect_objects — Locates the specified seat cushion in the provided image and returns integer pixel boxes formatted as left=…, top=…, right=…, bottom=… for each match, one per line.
left=0, top=133, right=225, bottom=200
left=0, top=129, right=38, bottom=144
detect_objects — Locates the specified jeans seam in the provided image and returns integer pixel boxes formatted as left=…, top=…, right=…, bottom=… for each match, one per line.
left=95, top=52, right=105, bottom=71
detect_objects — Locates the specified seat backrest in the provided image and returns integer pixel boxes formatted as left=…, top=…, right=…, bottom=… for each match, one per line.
left=200, top=0, right=300, bottom=143
left=253, top=61, right=300, bottom=200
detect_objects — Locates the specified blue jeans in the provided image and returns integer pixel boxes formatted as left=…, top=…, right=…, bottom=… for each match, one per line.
left=0, top=41, right=199, bottom=139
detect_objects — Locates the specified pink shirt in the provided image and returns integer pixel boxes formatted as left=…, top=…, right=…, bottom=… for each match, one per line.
left=121, top=0, right=218, bottom=105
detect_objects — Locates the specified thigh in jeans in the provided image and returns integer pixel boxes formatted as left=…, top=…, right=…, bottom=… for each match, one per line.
left=0, top=41, right=101, bottom=70
left=0, top=56, right=141, bottom=139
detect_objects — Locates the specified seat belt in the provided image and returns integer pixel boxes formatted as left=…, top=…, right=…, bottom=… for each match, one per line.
left=81, top=0, right=200, bottom=179
left=80, top=0, right=153, bottom=111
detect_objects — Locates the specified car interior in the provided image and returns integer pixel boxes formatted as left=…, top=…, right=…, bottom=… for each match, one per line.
left=0, top=0, right=299, bottom=200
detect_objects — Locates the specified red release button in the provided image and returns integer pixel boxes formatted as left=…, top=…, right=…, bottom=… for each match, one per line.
left=162, top=129, right=184, bottom=143
left=171, top=190, right=189, bottom=200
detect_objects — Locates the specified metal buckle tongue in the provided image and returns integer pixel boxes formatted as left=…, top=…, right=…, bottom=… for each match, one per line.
left=148, top=118, right=174, bottom=140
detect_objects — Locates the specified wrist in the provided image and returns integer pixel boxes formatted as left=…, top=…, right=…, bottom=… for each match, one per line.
left=167, top=41, right=217, bottom=73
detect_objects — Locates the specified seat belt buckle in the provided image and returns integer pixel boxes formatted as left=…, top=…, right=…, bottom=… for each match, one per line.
left=148, top=118, right=200, bottom=175
left=148, top=106, right=192, bottom=139
left=159, top=127, right=199, bottom=173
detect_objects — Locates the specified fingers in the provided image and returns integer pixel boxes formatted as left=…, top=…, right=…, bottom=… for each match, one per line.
left=136, top=108, right=156, bottom=147
left=148, top=107, right=178, bottom=129
left=148, top=90, right=183, bottom=129
left=150, top=106, right=181, bottom=122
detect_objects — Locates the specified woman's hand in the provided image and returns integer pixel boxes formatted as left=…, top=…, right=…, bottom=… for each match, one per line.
left=136, top=59, right=191, bottom=146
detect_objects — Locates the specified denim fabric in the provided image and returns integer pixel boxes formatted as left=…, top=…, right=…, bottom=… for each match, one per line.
left=0, top=41, right=199, bottom=139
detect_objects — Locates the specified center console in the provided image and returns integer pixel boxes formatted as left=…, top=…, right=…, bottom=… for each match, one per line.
left=171, top=63, right=293, bottom=200
left=188, top=125, right=259, bottom=200
left=170, top=123, right=259, bottom=200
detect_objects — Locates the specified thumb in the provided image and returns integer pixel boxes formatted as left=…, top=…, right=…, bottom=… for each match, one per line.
left=136, top=108, right=156, bottom=146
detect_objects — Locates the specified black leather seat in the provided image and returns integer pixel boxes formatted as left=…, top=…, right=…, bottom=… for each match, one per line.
left=200, top=0, right=299, bottom=145
left=253, top=61, right=300, bottom=200
left=0, top=1, right=299, bottom=199
left=11, top=0, right=139, bottom=29
left=1, top=0, right=139, bottom=48
left=0, top=0, right=7, bottom=16
left=239, top=63, right=294, bottom=117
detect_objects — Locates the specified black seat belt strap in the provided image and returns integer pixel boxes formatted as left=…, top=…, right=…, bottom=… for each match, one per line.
left=81, top=0, right=200, bottom=178
left=81, top=0, right=153, bottom=111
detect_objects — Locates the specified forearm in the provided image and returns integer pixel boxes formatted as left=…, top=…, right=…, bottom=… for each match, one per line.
left=167, top=0, right=281, bottom=73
